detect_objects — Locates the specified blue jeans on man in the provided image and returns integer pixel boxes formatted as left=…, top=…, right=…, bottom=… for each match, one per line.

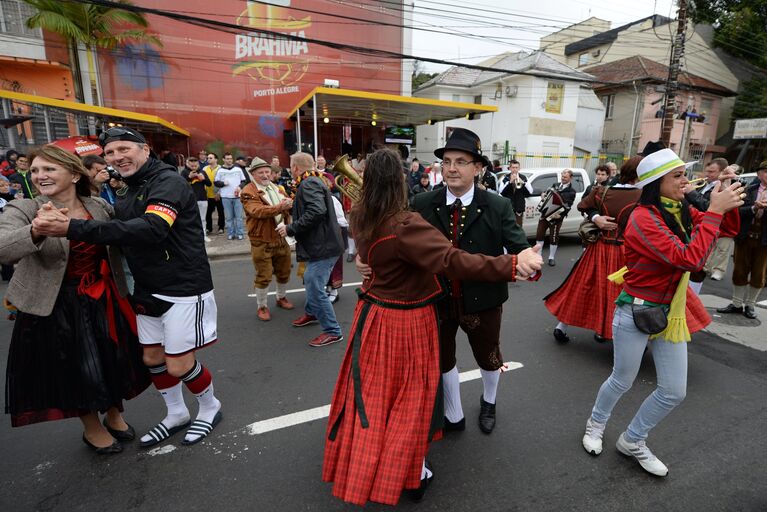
left=221, top=197, right=244, bottom=238
left=304, top=256, right=342, bottom=336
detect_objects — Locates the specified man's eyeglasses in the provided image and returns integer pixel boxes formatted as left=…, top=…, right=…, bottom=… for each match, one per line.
left=441, top=159, right=477, bottom=170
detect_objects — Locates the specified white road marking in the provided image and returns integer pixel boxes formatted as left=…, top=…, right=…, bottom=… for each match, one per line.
left=247, top=281, right=364, bottom=298
left=245, top=361, right=524, bottom=436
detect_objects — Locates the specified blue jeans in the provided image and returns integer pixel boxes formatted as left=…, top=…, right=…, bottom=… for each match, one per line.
left=590, top=304, right=687, bottom=443
left=221, top=197, right=244, bottom=237
left=304, top=256, right=342, bottom=336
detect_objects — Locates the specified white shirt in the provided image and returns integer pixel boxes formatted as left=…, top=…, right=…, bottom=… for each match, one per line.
left=446, top=185, right=475, bottom=206
left=331, top=196, right=349, bottom=228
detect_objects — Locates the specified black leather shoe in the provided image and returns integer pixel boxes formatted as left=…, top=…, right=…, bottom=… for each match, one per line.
left=553, top=328, right=570, bottom=343
left=548, top=258, right=556, bottom=267
left=717, top=304, right=743, bottom=314
left=103, top=418, right=136, bottom=442
left=82, top=434, right=123, bottom=455
left=443, top=416, right=465, bottom=432
left=744, top=306, right=757, bottom=319
left=346, top=253, right=356, bottom=263
left=478, top=396, right=496, bottom=434
left=407, top=460, right=433, bottom=502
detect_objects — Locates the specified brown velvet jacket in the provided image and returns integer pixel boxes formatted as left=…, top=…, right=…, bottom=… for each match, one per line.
left=577, top=185, right=642, bottom=243
left=240, top=182, right=291, bottom=243
left=357, top=211, right=516, bottom=308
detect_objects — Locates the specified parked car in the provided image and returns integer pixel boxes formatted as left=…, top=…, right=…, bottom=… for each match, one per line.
left=496, top=167, right=591, bottom=238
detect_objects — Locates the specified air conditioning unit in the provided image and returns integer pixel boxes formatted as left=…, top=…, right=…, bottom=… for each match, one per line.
left=505, top=85, right=518, bottom=98
left=591, top=49, right=601, bottom=57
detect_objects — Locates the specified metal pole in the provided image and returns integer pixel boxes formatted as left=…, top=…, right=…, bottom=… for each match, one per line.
left=660, top=0, right=687, bottom=146
left=312, top=94, right=318, bottom=160
left=2, top=99, right=17, bottom=148
left=296, top=108, right=302, bottom=153
left=628, top=81, right=640, bottom=156
left=43, top=106, right=53, bottom=142
left=735, top=139, right=751, bottom=166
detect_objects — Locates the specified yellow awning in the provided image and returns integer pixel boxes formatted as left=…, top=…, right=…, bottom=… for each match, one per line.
left=287, top=87, right=498, bottom=126
left=0, top=90, right=189, bottom=137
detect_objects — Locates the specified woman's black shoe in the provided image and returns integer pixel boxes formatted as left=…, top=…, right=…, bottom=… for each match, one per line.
left=346, top=253, right=356, bottom=263
left=553, top=328, right=570, bottom=343
left=408, top=461, right=433, bottom=502
left=82, top=434, right=123, bottom=455
left=103, top=418, right=136, bottom=442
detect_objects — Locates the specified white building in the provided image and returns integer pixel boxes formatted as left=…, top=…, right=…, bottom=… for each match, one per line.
left=412, top=51, right=602, bottom=164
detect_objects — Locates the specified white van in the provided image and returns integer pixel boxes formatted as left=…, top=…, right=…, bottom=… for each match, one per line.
left=497, top=167, right=592, bottom=238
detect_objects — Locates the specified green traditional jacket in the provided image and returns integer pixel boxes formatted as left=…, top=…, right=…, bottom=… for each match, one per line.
left=411, top=186, right=530, bottom=313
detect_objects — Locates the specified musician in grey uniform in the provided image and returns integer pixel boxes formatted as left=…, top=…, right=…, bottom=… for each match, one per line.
left=535, top=169, right=576, bottom=266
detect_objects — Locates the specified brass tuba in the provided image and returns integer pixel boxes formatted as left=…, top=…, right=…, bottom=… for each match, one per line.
left=332, top=154, right=363, bottom=203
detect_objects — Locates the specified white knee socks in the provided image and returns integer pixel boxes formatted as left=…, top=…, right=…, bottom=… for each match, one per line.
left=480, top=368, right=500, bottom=404
left=255, top=287, right=268, bottom=307
left=746, top=286, right=763, bottom=307
left=442, top=366, right=464, bottom=422
left=556, top=321, right=568, bottom=333
left=347, top=237, right=356, bottom=255
left=276, top=282, right=288, bottom=300
left=732, top=285, right=747, bottom=307
left=549, top=244, right=558, bottom=260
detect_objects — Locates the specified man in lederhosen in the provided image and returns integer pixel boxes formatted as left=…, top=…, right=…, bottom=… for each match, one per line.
left=717, top=161, right=767, bottom=319
left=535, top=169, right=576, bottom=267
left=411, top=128, right=542, bottom=434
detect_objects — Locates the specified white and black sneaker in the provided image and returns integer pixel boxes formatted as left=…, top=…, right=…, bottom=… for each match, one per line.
left=616, top=432, right=668, bottom=476
left=582, top=417, right=605, bottom=455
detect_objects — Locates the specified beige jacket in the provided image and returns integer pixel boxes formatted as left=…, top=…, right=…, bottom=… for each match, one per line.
left=0, top=196, right=128, bottom=316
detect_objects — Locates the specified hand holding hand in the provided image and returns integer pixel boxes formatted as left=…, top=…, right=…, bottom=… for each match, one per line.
left=36, top=202, right=69, bottom=222
left=718, top=167, right=738, bottom=183
left=279, top=198, right=293, bottom=210
left=516, top=245, right=543, bottom=278
left=594, top=215, right=617, bottom=230
left=275, top=224, right=288, bottom=237
left=708, top=181, right=745, bottom=215
left=355, top=255, right=372, bottom=279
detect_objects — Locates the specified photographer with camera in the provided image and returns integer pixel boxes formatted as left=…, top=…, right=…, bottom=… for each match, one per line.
left=83, top=154, right=120, bottom=206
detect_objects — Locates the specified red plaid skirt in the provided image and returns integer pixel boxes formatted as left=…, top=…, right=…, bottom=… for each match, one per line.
left=322, top=300, right=441, bottom=506
left=544, top=239, right=624, bottom=338
left=685, top=287, right=711, bottom=333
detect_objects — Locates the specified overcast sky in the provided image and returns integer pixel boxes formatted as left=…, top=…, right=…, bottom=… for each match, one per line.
left=410, top=0, right=677, bottom=72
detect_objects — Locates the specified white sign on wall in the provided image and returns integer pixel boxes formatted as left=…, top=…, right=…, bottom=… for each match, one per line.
left=733, top=118, right=767, bottom=140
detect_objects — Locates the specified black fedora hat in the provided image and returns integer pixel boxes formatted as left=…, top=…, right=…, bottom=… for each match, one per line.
left=638, top=140, right=666, bottom=156
left=434, top=128, right=490, bottom=166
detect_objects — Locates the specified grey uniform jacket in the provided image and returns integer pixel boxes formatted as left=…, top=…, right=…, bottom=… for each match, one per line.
left=0, top=196, right=128, bottom=316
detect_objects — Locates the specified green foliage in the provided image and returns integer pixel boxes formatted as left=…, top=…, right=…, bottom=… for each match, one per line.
left=690, top=1, right=767, bottom=67
left=205, top=141, right=241, bottom=160
left=22, top=0, right=161, bottom=49
left=412, top=72, right=439, bottom=90
left=733, top=76, right=767, bottom=119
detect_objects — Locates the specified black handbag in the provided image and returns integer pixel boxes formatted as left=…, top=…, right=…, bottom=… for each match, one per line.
left=631, top=278, right=673, bottom=335
left=631, top=304, right=669, bottom=335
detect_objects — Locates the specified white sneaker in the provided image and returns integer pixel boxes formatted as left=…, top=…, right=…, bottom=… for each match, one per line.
left=582, top=418, right=605, bottom=455
left=616, top=432, right=669, bottom=476
left=710, top=270, right=724, bottom=281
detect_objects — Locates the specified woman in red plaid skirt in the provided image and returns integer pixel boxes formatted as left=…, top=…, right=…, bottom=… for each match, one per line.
left=322, top=149, right=542, bottom=506
left=544, top=157, right=642, bottom=343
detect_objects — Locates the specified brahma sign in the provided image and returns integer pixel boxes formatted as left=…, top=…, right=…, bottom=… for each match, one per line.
left=97, top=0, right=405, bottom=157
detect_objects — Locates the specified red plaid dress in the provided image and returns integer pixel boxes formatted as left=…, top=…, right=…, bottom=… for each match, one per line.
left=322, top=299, right=441, bottom=506
left=544, top=239, right=625, bottom=338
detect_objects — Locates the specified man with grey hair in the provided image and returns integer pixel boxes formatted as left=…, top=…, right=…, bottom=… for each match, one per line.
left=33, top=127, right=223, bottom=447
left=277, top=152, right=344, bottom=347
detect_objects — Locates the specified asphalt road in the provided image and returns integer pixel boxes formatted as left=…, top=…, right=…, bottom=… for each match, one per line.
left=1, top=238, right=766, bottom=512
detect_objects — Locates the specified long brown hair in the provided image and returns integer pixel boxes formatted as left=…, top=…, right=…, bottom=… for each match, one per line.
left=350, top=148, right=408, bottom=243
left=619, top=156, right=642, bottom=184
left=27, top=145, right=93, bottom=197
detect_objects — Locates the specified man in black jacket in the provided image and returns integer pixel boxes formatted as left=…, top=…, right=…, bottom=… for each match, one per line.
left=277, top=152, right=344, bottom=347
left=33, top=127, right=223, bottom=448
left=534, top=170, right=576, bottom=266
left=717, top=162, right=767, bottom=319
left=499, top=159, right=532, bottom=226
left=411, top=128, right=542, bottom=434
left=181, top=156, right=212, bottom=242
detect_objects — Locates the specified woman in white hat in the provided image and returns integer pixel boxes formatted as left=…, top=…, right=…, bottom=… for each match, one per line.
left=580, top=148, right=743, bottom=476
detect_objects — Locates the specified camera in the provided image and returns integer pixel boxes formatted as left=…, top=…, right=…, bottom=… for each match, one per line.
left=106, top=166, right=122, bottom=181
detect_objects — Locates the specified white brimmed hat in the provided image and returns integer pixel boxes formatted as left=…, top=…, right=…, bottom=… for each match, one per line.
left=635, top=148, right=686, bottom=189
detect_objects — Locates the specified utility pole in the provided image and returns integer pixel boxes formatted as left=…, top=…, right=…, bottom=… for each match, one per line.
left=660, top=0, right=688, bottom=148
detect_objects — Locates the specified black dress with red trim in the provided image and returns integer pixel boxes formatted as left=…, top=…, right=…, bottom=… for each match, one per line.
left=5, top=240, right=150, bottom=427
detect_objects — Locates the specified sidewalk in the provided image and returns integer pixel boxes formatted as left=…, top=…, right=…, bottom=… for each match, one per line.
left=204, top=230, right=251, bottom=260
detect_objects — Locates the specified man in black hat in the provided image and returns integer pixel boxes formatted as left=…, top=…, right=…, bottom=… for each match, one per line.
left=410, top=127, right=543, bottom=434
left=32, top=126, right=224, bottom=448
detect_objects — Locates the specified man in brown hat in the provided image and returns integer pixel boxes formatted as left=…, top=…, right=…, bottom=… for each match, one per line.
left=240, top=157, right=295, bottom=321
left=717, top=161, right=767, bottom=319
left=410, top=127, right=543, bottom=434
